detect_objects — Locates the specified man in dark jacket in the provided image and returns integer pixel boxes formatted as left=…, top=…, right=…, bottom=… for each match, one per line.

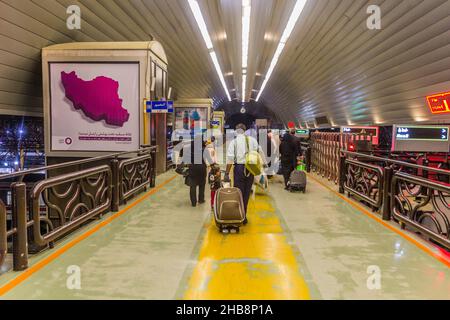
left=279, top=133, right=299, bottom=189
left=183, top=133, right=210, bottom=207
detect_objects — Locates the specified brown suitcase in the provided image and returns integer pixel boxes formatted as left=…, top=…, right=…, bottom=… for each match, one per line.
left=213, top=187, right=246, bottom=232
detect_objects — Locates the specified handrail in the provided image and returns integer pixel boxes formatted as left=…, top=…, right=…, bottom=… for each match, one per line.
left=119, top=154, right=152, bottom=202
left=391, top=172, right=450, bottom=248
left=343, top=159, right=384, bottom=209
left=0, top=146, right=157, bottom=181
left=342, top=150, right=450, bottom=176
left=30, top=165, right=112, bottom=246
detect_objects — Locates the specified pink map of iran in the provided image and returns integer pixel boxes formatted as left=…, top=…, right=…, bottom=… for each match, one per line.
left=61, top=71, right=130, bottom=127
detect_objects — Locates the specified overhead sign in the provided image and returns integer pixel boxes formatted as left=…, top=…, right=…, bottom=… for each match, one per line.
left=427, top=91, right=450, bottom=114
left=392, top=125, right=450, bottom=152
left=295, top=129, right=310, bottom=138
left=146, top=100, right=174, bottom=113
left=341, top=126, right=379, bottom=145
left=395, top=126, right=448, bottom=141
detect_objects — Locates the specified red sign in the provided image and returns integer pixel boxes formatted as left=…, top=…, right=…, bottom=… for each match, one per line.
left=427, top=91, right=450, bottom=114
left=287, top=121, right=295, bottom=129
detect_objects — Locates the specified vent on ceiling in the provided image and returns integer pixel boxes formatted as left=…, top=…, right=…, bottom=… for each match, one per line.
left=315, top=116, right=330, bottom=126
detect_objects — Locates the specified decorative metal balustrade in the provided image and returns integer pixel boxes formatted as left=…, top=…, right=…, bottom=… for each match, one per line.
left=311, top=133, right=346, bottom=184
left=119, top=154, right=152, bottom=203
left=391, top=172, right=450, bottom=249
left=336, top=151, right=450, bottom=250
left=30, top=166, right=112, bottom=247
left=344, top=159, right=384, bottom=210
left=0, top=146, right=157, bottom=272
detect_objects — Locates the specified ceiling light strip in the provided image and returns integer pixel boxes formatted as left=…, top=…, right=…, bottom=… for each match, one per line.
left=242, top=0, right=251, bottom=102
left=256, top=0, right=307, bottom=102
left=188, top=0, right=231, bottom=101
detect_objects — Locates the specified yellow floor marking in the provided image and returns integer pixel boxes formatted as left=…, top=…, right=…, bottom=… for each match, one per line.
left=308, top=174, right=450, bottom=269
left=184, top=193, right=311, bottom=300
left=0, top=175, right=178, bottom=296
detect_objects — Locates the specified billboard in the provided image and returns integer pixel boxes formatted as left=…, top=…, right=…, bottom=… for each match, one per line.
left=174, top=107, right=208, bottom=132
left=49, top=62, right=140, bottom=152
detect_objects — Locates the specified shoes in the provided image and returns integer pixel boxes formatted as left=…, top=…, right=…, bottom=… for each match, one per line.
left=198, top=200, right=205, bottom=204
left=191, top=203, right=196, bottom=207
left=243, top=218, right=248, bottom=225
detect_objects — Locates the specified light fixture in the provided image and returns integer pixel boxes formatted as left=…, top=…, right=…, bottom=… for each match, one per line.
left=210, top=52, right=231, bottom=101
left=256, top=0, right=307, bottom=102
left=187, top=0, right=213, bottom=50
left=188, top=0, right=231, bottom=101
left=242, top=0, right=251, bottom=102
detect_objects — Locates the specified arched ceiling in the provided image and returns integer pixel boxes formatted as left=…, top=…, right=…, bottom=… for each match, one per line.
left=0, top=0, right=449, bottom=126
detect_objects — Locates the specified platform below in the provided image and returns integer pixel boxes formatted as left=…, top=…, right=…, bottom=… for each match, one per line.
left=0, top=171, right=449, bottom=300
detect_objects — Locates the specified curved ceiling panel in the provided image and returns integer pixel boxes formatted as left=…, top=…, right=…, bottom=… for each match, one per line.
left=0, top=0, right=449, bottom=126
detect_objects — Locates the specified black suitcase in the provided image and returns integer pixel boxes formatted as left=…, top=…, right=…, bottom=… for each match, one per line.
left=288, top=170, right=307, bottom=193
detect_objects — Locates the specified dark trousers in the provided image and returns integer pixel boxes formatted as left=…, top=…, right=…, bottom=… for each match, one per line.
left=190, top=183, right=205, bottom=206
left=281, top=162, right=295, bottom=187
left=234, top=164, right=254, bottom=214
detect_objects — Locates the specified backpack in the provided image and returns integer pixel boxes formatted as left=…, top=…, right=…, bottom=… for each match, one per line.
left=244, top=136, right=263, bottom=176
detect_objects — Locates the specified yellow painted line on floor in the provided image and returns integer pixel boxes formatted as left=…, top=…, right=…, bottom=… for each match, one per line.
left=184, top=193, right=311, bottom=300
left=308, top=174, right=450, bottom=269
left=0, top=175, right=178, bottom=296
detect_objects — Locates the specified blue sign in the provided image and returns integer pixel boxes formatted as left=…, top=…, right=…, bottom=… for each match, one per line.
left=146, top=101, right=174, bottom=113
left=210, top=120, right=220, bottom=127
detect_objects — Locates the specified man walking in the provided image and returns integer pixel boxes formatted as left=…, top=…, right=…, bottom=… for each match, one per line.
left=224, top=123, right=264, bottom=224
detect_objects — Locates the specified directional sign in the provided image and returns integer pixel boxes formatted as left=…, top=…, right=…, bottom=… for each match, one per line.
left=146, top=100, right=174, bottom=113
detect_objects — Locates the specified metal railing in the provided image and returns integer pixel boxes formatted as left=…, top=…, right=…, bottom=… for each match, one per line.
left=343, top=159, right=384, bottom=210
left=311, top=133, right=347, bottom=184
left=30, top=165, right=112, bottom=247
left=0, top=146, right=157, bottom=272
left=336, top=151, right=450, bottom=250
left=391, top=172, right=450, bottom=249
left=119, top=154, right=152, bottom=203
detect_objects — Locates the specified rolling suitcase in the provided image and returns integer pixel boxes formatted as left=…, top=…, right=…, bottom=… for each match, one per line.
left=213, top=186, right=246, bottom=233
left=288, top=170, right=307, bottom=193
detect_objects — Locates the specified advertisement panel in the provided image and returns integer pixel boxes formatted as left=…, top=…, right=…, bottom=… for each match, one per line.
left=174, top=107, right=208, bottom=132
left=49, top=62, right=140, bottom=152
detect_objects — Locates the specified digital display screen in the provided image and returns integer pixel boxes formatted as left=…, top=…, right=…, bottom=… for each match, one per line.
left=395, top=126, right=449, bottom=141
left=296, top=130, right=309, bottom=134
left=342, top=127, right=378, bottom=137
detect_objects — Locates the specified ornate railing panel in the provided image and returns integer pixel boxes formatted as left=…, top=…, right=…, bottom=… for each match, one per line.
left=119, top=154, right=152, bottom=202
left=344, top=159, right=384, bottom=209
left=311, top=133, right=347, bottom=184
left=30, top=165, right=112, bottom=246
left=391, top=172, right=450, bottom=249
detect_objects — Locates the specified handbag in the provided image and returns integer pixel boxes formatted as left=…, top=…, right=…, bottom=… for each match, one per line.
left=175, top=163, right=189, bottom=177
left=244, top=136, right=263, bottom=176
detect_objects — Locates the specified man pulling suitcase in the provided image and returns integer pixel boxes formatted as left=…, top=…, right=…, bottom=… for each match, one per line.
left=224, top=124, right=265, bottom=225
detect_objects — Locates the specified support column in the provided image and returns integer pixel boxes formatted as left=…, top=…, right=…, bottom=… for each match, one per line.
left=12, top=182, right=28, bottom=271
left=381, top=166, right=393, bottom=221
